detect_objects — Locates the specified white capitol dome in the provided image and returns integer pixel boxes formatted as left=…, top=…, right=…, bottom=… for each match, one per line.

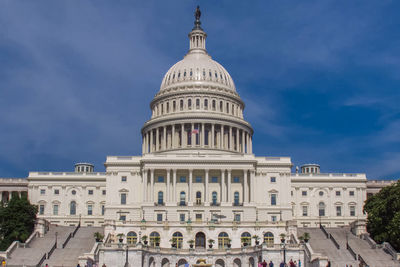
left=141, top=8, right=253, bottom=155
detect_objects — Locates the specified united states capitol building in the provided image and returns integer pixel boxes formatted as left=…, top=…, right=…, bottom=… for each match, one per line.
left=3, top=7, right=399, bottom=267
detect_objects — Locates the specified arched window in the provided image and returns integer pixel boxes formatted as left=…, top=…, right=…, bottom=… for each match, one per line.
left=188, top=99, right=192, bottom=109
left=241, top=232, right=251, bottom=246
left=219, top=101, right=223, bottom=111
left=180, top=99, right=183, bottom=111
left=204, top=99, right=208, bottom=109
left=172, top=232, right=183, bottom=248
left=232, top=104, right=234, bottom=115
left=212, top=100, right=216, bottom=110
left=196, top=191, right=202, bottom=205
left=127, top=231, right=137, bottom=244
left=158, top=191, right=164, bottom=205
left=150, top=232, right=160, bottom=247
left=173, top=101, right=176, bottom=111
left=264, top=232, right=274, bottom=245
left=166, top=102, right=169, bottom=113
left=70, top=201, right=76, bottom=215
left=180, top=191, right=186, bottom=206
left=161, top=104, right=163, bottom=114
left=218, top=232, right=229, bottom=249
left=319, top=202, right=325, bottom=216
left=196, top=99, right=200, bottom=109
left=234, top=191, right=240, bottom=206
left=212, top=191, right=218, bottom=206
left=226, top=103, right=229, bottom=113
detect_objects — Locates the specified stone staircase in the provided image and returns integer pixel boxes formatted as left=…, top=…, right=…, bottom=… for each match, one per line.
left=6, top=225, right=74, bottom=267
left=328, top=227, right=400, bottom=267
left=42, top=226, right=103, bottom=267
left=298, top=227, right=358, bottom=267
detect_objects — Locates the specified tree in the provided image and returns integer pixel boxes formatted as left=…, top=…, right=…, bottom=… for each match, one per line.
left=364, top=180, right=400, bottom=251
left=0, top=195, right=37, bottom=250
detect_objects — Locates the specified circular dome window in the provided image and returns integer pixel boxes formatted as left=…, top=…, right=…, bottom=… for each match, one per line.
left=72, top=190, right=76, bottom=195
left=319, top=191, right=324, bottom=196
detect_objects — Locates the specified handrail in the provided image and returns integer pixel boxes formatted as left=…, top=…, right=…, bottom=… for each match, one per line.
left=72, top=222, right=80, bottom=237
left=47, top=241, right=57, bottom=259
left=24, top=231, right=38, bottom=247
left=319, top=224, right=329, bottom=238
left=36, top=253, right=46, bottom=267
left=361, top=233, right=376, bottom=249
left=62, top=233, right=72, bottom=248
left=358, top=254, right=368, bottom=266
left=346, top=242, right=357, bottom=260
left=329, top=234, right=340, bottom=249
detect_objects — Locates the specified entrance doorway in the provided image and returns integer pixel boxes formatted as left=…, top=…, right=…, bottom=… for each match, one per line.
left=195, top=232, right=206, bottom=248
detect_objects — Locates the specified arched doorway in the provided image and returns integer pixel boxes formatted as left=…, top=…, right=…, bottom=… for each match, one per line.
left=177, top=259, right=187, bottom=267
left=215, top=259, right=225, bottom=267
left=233, top=258, right=241, bottom=267
left=195, top=232, right=206, bottom=248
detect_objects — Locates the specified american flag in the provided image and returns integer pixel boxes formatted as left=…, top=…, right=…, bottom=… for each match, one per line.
left=191, top=129, right=199, bottom=134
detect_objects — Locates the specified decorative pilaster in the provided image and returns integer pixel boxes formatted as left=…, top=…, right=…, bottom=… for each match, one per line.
left=156, top=128, right=159, bottom=151
left=167, top=169, right=171, bottom=203
left=205, top=169, right=209, bottom=203
left=173, top=169, right=177, bottom=202
left=229, top=126, right=233, bottom=150
left=150, top=169, right=155, bottom=202
left=221, top=170, right=226, bottom=203
left=211, top=124, right=215, bottom=148
left=189, top=169, right=193, bottom=204
left=172, top=124, right=175, bottom=149
left=227, top=169, right=232, bottom=203
left=244, top=170, right=248, bottom=203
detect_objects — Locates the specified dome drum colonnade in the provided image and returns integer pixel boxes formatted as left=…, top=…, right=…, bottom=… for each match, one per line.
left=141, top=8, right=253, bottom=155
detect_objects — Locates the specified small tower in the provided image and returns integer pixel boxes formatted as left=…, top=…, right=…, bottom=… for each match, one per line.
left=300, top=164, right=320, bottom=174
left=188, top=6, right=207, bottom=52
left=74, top=163, right=94, bottom=173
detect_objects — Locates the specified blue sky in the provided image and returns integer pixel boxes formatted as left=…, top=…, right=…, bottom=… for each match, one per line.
left=0, top=1, right=399, bottom=179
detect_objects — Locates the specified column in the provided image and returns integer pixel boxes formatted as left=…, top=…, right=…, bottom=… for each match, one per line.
left=142, top=135, right=145, bottom=154
left=220, top=126, right=224, bottom=149
left=143, top=170, right=148, bottom=202
left=150, top=169, right=154, bottom=202
left=189, top=169, right=193, bottom=204
left=236, top=128, right=239, bottom=152
left=227, top=169, right=232, bottom=203
left=229, top=126, right=233, bottom=150
left=221, top=170, right=226, bottom=203
left=250, top=170, right=255, bottom=203
left=201, top=123, right=205, bottom=147
left=156, top=128, right=159, bottom=151
left=205, top=169, right=209, bottom=203
left=172, top=124, right=175, bottom=149
left=241, top=130, right=245, bottom=153
left=150, top=130, right=154, bottom=152
left=244, top=170, right=248, bottom=203
left=191, top=123, right=194, bottom=146
left=167, top=169, right=171, bottom=203
left=182, top=123, right=186, bottom=148
left=246, top=133, right=250, bottom=154
left=173, top=169, right=177, bottom=203
left=211, top=124, right=215, bottom=148
left=163, top=126, right=167, bottom=150
left=249, top=136, right=253, bottom=154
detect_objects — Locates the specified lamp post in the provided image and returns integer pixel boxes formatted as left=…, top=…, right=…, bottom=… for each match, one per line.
left=124, top=245, right=129, bottom=267
left=55, top=231, right=58, bottom=248
left=281, top=238, right=286, bottom=264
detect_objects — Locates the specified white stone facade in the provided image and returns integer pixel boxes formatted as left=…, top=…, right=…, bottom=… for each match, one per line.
left=5, top=7, right=371, bottom=267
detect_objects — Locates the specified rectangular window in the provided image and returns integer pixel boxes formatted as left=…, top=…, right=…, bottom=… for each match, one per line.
left=101, top=205, right=105, bottom=215
left=180, top=213, right=186, bottom=222
left=350, top=206, right=356, bottom=216
left=211, top=177, right=218, bottom=183
left=121, top=193, right=127, bottom=205
left=302, top=191, right=307, bottom=196
left=271, top=194, right=277, bottom=206
left=88, top=205, right=93, bottom=215
left=336, top=191, right=341, bottom=196
left=120, top=215, right=126, bottom=221
left=233, top=177, right=240, bottom=183
left=195, top=176, right=202, bottom=183
left=234, top=214, right=241, bottom=222
left=195, top=213, right=202, bottom=222
left=302, top=206, right=308, bottom=216
left=349, top=191, right=355, bottom=196
left=336, top=206, right=342, bottom=216
left=40, top=189, right=46, bottom=195
left=102, top=190, right=106, bottom=195
left=88, top=190, right=93, bottom=195
left=179, top=176, right=186, bottom=183
left=271, top=216, right=277, bottom=222
left=54, top=189, right=59, bottom=195
left=157, top=213, right=163, bottom=222
left=157, top=176, right=164, bottom=183
left=121, top=176, right=127, bottom=182
left=53, top=205, right=58, bottom=215
left=39, top=204, right=45, bottom=215
left=270, top=177, right=276, bottom=183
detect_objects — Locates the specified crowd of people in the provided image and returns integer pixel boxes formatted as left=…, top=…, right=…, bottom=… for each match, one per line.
left=258, top=259, right=302, bottom=267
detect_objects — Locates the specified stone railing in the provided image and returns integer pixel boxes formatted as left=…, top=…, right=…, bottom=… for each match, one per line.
left=361, top=233, right=376, bottom=249
left=383, top=242, right=400, bottom=261
left=0, top=240, right=19, bottom=259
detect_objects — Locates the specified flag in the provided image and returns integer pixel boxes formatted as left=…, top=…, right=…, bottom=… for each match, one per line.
left=191, top=129, right=199, bottom=134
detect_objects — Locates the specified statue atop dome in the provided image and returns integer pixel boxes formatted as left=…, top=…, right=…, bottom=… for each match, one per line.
left=193, top=6, right=203, bottom=30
